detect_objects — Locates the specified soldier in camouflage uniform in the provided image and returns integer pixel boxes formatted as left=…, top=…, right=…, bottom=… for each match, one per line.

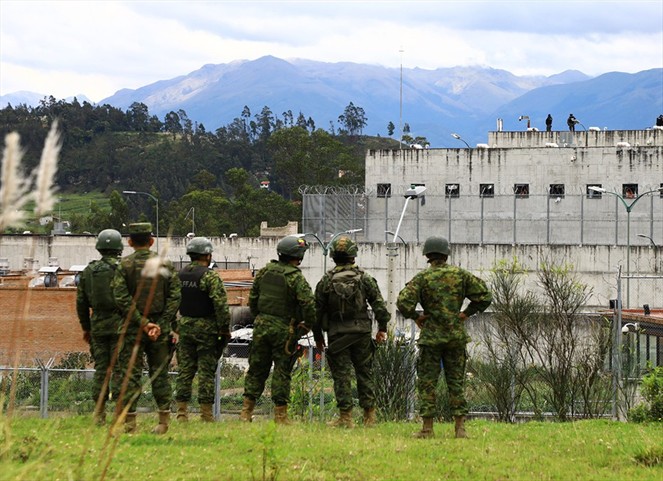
left=76, top=229, right=124, bottom=425
left=175, top=237, right=231, bottom=422
left=240, top=235, right=315, bottom=424
left=397, top=236, right=491, bottom=439
left=112, top=222, right=181, bottom=434
left=314, top=235, right=390, bottom=428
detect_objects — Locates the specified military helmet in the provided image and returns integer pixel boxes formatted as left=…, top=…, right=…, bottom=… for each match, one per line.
left=329, top=235, right=358, bottom=257
left=422, top=236, right=450, bottom=256
left=186, top=237, right=213, bottom=255
left=277, top=235, right=309, bottom=260
left=95, top=229, right=123, bottom=251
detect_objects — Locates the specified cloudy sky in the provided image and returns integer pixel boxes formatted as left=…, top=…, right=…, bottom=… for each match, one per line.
left=1, top=0, right=662, bottom=103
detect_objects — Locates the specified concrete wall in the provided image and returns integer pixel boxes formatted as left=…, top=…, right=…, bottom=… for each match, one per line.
left=361, top=129, right=662, bottom=244
left=2, top=235, right=661, bottom=314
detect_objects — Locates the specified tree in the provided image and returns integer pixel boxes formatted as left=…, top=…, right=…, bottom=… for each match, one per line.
left=164, top=111, right=182, bottom=139
left=387, top=121, right=395, bottom=137
left=268, top=126, right=357, bottom=199
left=338, top=102, right=367, bottom=136
left=127, top=102, right=149, bottom=131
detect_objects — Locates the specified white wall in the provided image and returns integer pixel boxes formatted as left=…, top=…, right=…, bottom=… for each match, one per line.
left=2, top=235, right=661, bottom=318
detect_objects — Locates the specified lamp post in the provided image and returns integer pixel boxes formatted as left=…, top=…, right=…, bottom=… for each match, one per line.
left=386, top=186, right=428, bottom=317
left=588, top=186, right=663, bottom=307
left=123, top=190, right=159, bottom=253
left=451, top=133, right=470, bottom=149
left=304, top=228, right=362, bottom=274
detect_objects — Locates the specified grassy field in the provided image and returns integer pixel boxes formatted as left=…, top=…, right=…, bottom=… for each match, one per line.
left=1, top=414, right=661, bottom=481
left=18, top=191, right=109, bottom=232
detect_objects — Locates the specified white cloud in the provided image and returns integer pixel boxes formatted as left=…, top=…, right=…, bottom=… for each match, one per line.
left=1, top=0, right=661, bottom=102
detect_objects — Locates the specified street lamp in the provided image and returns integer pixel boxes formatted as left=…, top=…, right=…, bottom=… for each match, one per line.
left=451, top=133, right=470, bottom=149
left=123, top=190, right=159, bottom=253
left=588, top=186, right=663, bottom=307
left=392, top=185, right=427, bottom=243
left=385, top=185, right=428, bottom=317
left=385, top=230, right=407, bottom=246
left=637, top=233, right=658, bottom=249
left=304, top=228, right=363, bottom=273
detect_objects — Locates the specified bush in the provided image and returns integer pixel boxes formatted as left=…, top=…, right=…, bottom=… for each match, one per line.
left=373, top=338, right=417, bottom=421
left=629, top=365, right=663, bottom=422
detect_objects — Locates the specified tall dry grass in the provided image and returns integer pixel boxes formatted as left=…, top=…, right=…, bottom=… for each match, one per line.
left=1, top=122, right=61, bottom=417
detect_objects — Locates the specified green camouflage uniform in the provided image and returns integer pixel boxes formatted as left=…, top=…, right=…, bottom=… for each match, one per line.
left=397, top=259, right=491, bottom=417
left=243, top=260, right=315, bottom=406
left=112, top=248, right=181, bottom=412
left=314, top=264, right=390, bottom=411
left=76, top=254, right=123, bottom=407
left=175, top=261, right=231, bottom=405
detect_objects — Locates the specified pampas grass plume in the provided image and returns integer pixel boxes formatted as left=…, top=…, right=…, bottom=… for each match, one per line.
left=0, top=132, right=31, bottom=230
left=34, top=120, right=61, bottom=217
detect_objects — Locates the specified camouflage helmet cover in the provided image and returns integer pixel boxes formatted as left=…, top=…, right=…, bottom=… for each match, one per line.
left=186, top=237, right=213, bottom=255
left=277, top=235, right=309, bottom=259
left=422, top=236, right=450, bottom=256
left=128, top=222, right=153, bottom=235
left=95, top=229, right=123, bottom=251
left=329, top=235, right=358, bottom=257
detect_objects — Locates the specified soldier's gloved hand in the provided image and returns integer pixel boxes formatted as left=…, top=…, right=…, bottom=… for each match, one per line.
left=415, top=314, right=428, bottom=329
left=170, top=331, right=179, bottom=345
left=375, top=330, right=387, bottom=344
left=83, top=330, right=91, bottom=344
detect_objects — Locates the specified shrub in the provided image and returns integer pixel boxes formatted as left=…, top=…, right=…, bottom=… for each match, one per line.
left=629, top=365, right=663, bottom=422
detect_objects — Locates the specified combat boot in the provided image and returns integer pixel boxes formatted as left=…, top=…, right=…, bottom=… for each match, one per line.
left=124, top=412, right=137, bottom=434
left=454, top=415, right=467, bottom=439
left=274, top=405, right=292, bottom=425
left=200, top=403, right=214, bottom=422
left=328, top=409, right=354, bottom=428
left=239, top=397, right=255, bottom=422
left=363, top=407, right=377, bottom=427
left=176, top=402, right=188, bottom=422
left=413, top=417, right=434, bottom=439
left=152, top=410, right=170, bottom=435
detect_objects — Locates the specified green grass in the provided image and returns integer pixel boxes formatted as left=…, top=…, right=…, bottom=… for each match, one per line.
left=15, top=191, right=109, bottom=233
left=1, top=415, right=661, bottom=481
left=56, top=191, right=110, bottom=216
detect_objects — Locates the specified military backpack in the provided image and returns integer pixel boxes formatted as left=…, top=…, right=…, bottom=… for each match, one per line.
left=324, top=267, right=370, bottom=334
left=87, top=259, right=117, bottom=312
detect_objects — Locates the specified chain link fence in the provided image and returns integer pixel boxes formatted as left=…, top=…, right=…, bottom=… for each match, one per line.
left=303, top=190, right=663, bottom=245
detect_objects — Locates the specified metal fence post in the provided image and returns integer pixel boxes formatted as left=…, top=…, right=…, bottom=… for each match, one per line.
left=319, top=349, right=326, bottom=422
left=214, top=358, right=222, bottom=420
left=37, top=357, right=55, bottom=419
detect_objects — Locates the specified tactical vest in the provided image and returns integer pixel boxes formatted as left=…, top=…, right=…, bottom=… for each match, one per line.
left=256, top=261, right=299, bottom=319
left=86, top=258, right=117, bottom=313
left=325, top=267, right=370, bottom=335
left=121, top=251, right=168, bottom=316
left=178, top=265, right=215, bottom=318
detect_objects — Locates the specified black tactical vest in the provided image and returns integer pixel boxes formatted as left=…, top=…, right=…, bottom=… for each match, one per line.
left=178, top=265, right=215, bottom=318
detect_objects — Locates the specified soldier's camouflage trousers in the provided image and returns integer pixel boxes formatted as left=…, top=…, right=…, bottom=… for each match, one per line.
left=327, top=334, right=376, bottom=411
left=118, top=327, right=173, bottom=412
left=90, top=333, right=120, bottom=406
left=175, top=330, right=218, bottom=405
left=417, top=340, right=468, bottom=418
left=243, top=317, right=293, bottom=406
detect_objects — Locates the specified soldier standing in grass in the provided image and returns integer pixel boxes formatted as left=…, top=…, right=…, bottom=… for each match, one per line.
left=175, top=237, right=231, bottom=422
left=313, top=235, right=390, bottom=428
left=240, top=235, right=315, bottom=424
left=397, top=236, right=491, bottom=439
left=76, top=229, right=124, bottom=425
left=112, top=222, right=181, bottom=434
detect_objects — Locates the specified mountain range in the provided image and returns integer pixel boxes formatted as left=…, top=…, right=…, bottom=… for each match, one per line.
left=2, top=56, right=661, bottom=147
